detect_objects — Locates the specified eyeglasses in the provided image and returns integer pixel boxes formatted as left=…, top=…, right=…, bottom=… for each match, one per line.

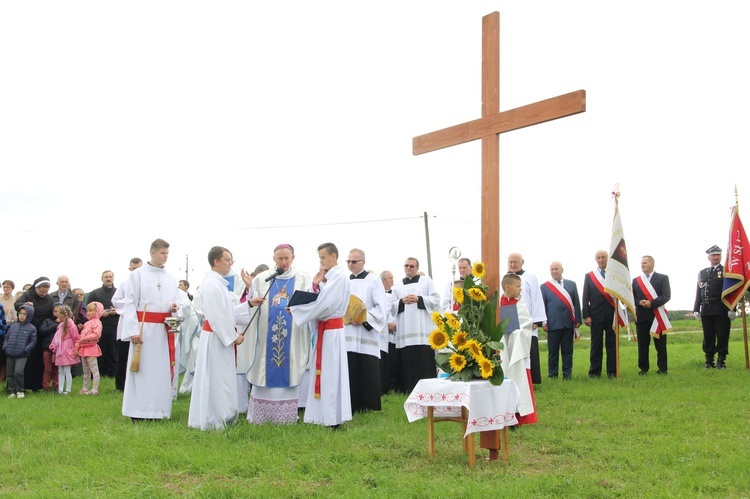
left=404, top=264, right=416, bottom=268
left=346, top=260, right=361, bottom=264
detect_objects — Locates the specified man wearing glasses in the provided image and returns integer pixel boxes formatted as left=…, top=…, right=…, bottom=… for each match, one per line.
left=391, top=257, right=440, bottom=393
left=344, top=249, right=388, bottom=413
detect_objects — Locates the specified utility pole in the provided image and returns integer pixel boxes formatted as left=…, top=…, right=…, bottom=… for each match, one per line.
left=423, top=211, right=433, bottom=278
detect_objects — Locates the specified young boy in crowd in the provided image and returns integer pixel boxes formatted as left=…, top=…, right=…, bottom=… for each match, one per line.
left=3, top=304, right=37, bottom=398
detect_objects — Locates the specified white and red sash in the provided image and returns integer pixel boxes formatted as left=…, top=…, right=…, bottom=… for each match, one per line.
left=588, top=270, right=627, bottom=328
left=544, top=280, right=580, bottom=340
left=635, top=275, right=672, bottom=338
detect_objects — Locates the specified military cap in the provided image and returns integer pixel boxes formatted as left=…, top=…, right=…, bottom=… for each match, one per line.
left=706, top=245, right=722, bottom=255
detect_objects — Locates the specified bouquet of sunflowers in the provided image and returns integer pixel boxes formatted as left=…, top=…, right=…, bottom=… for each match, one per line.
left=428, top=262, right=506, bottom=386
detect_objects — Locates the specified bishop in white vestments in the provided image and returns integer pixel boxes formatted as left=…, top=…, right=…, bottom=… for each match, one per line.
left=244, top=244, right=311, bottom=425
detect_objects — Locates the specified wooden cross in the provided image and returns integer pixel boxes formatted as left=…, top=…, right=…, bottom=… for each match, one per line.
left=413, top=11, right=586, bottom=303
left=412, top=11, right=585, bottom=460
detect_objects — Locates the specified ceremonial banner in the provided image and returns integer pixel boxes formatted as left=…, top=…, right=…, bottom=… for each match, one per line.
left=604, top=203, right=636, bottom=320
left=722, top=207, right=750, bottom=309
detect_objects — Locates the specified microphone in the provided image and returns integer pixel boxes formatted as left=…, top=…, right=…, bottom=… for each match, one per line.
left=265, top=267, right=284, bottom=282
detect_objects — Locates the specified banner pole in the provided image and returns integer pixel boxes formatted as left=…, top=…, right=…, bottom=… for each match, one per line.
left=615, top=299, right=621, bottom=379
left=743, top=296, right=749, bottom=369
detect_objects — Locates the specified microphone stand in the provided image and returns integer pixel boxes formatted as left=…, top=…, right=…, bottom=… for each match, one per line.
left=241, top=274, right=278, bottom=335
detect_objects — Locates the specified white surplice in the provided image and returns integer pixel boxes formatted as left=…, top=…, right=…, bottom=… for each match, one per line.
left=188, top=270, right=251, bottom=430
left=245, top=267, right=311, bottom=424
left=517, top=271, right=547, bottom=336
left=290, top=265, right=351, bottom=427
left=176, top=292, right=202, bottom=394
left=500, top=299, right=535, bottom=417
left=345, top=273, right=388, bottom=358
left=121, top=263, right=182, bottom=420
left=390, top=275, right=441, bottom=348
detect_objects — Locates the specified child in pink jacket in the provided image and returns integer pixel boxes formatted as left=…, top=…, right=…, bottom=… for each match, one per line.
left=49, top=305, right=80, bottom=394
left=76, top=302, right=103, bottom=395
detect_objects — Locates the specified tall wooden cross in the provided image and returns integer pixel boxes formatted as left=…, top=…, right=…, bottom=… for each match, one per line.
left=413, top=11, right=586, bottom=302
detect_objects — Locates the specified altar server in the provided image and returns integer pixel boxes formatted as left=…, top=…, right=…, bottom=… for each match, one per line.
left=290, top=242, right=351, bottom=428
left=121, top=239, right=182, bottom=421
left=499, top=273, right=537, bottom=424
left=189, top=246, right=259, bottom=430
left=508, top=253, right=547, bottom=384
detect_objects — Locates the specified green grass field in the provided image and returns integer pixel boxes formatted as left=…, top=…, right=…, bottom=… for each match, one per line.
left=2, top=319, right=749, bottom=497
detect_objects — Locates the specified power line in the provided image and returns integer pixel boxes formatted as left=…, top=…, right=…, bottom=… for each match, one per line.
left=233, top=216, right=424, bottom=231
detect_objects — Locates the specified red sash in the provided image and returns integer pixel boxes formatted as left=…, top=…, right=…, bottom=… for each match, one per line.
left=544, top=281, right=580, bottom=340
left=634, top=276, right=672, bottom=338
left=587, top=271, right=625, bottom=327
left=314, top=317, right=344, bottom=400
left=543, top=281, right=577, bottom=324
left=202, top=320, right=238, bottom=364
left=136, top=310, right=176, bottom=381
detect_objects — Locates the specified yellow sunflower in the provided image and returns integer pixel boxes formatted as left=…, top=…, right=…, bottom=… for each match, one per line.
left=453, top=287, right=464, bottom=304
left=451, top=330, right=468, bottom=350
left=465, top=339, right=482, bottom=358
left=467, top=288, right=486, bottom=302
left=479, top=357, right=494, bottom=379
left=449, top=353, right=467, bottom=372
left=444, top=313, right=461, bottom=331
left=428, top=329, right=449, bottom=350
left=431, top=311, right=445, bottom=328
left=472, top=261, right=486, bottom=279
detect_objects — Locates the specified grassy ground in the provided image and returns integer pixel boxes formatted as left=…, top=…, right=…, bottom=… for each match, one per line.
left=2, top=319, right=749, bottom=497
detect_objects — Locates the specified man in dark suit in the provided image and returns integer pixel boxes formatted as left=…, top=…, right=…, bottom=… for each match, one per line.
left=693, top=245, right=731, bottom=369
left=540, top=261, right=582, bottom=379
left=633, top=255, right=671, bottom=374
left=582, top=250, right=617, bottom=378
left=87, top=270, right=119, bottom=377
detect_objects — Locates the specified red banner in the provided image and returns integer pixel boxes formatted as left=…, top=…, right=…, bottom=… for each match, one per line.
left=722, top=207, right=750, bottom=309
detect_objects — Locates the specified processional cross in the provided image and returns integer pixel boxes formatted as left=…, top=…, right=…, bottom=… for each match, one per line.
left=412, top=11, right=585, bottom=459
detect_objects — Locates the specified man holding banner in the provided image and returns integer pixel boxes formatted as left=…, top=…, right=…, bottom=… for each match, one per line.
left=633, top=256, right=672, bottom=375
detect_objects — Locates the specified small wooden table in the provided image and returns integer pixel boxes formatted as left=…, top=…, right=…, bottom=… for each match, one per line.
left=404, top=378, right=520, bottom=467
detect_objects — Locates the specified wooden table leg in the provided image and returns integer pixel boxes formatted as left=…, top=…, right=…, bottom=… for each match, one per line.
left=427, top=406, right=435, bottom=459
left=461, top=407, right=468, bottom=453
left=502, top=427, right=509, bottom=461
left=466, top=431, right=475, bottom=468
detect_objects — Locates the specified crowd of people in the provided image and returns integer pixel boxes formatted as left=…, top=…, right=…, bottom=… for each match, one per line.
left=0, top=239, right=733, bottom=431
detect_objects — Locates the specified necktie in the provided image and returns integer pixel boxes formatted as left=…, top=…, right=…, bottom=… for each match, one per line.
left=558, top=280, right=563, bottom=285
left=647, top=274, right=651, bottom=281
left=600, top=269, right=605, bottom=278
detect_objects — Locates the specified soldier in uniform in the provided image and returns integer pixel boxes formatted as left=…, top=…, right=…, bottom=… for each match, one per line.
left=693, top=245, right=731, bottom=369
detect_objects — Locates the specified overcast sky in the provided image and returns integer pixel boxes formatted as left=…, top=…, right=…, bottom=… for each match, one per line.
left=2, top=1, right=748, bottom=310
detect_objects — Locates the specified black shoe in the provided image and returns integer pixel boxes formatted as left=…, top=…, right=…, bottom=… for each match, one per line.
left=589, top=373, right=601, bottom=379
left=638, top=370, right=647, bottom=375
left=548, top=374, right=558, bottom=379
left=717, top=362, right=726, bottom=370
left=656, top=370, right=668, bottom=375
left=704, top=362, right=715, bottom=369
left=563, top=375, right=572, bottom=380
left=607, top=373, right=616, bottom=379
